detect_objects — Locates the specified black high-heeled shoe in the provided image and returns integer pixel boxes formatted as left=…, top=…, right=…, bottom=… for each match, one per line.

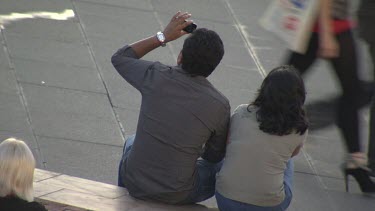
left=343, top=167, right=375, bottom=193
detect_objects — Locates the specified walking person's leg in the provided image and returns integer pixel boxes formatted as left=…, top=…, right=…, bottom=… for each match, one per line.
left=365, top=41, right=375, bottom=173
left=118, top=134, right=136, bottom=187
left=369, top=89, right=375, bottom=174
left=368, top=43, right=375, bottom=173
left=329, top=30, right=375, bottom=193
left=329, top=30, right=362, bottom=154
left=285, top=33, right=319, bottom=75
left=358, top=0, right=375, bottom=173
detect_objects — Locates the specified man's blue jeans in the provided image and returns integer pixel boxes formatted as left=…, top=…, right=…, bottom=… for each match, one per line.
left=118, top=135, right=135, bottom=187
left=215, top=159, right=294, bottom=211
left=118, top=135, right=223, bottom=204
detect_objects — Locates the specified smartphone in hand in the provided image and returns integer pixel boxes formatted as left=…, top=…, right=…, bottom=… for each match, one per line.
left=183, top=22, right=197, bottom=33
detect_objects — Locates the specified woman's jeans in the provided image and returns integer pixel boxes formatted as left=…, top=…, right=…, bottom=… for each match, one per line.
left=118, top=135, right=223, bottom=204
left=215, top=159, right=294, bottom=211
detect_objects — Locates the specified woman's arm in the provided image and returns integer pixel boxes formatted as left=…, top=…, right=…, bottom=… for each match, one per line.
left=292, top=143, right=303, bottom=157
left=318, top=0, right=339, bottom=58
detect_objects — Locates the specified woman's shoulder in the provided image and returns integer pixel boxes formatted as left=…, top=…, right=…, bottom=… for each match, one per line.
left=0, top=197, right=47, bottom=211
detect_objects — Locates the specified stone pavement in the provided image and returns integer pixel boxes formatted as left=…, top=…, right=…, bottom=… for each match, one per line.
left=0, top=0, right=374, bottom=210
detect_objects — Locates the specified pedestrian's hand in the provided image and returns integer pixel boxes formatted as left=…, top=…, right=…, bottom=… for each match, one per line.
left=163, top=11, right=193, bottom=43
left=318, top=34, right=339, bottom=59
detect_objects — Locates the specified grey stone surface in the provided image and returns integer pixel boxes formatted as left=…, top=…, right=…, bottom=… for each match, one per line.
left=0, top=130, right=37, bottom=150
left=114, top=107, right=139, bottom=136
left=13, top=58, right=106, bottom=93
left=196, top=20, right=245, bottom=47
left=81, top=37, right=124, bottom=65
left=218, top=87, right=257, bottom=112
left=310, top=160, right=344, bottom=179
left=115, top=108, right=139, bottom=138
left=321, top=175, right=362, bottom=193
left=5, top=35, right=94, bottom=68
left=0, top=66, right=17, bottom=94
left=21, top=83, right=123, bottom=146
left=94, top=62, right=142, bottom=109
left=293, top=151, right=315, bottom=175
left=225, top=0, right=271, bottom=26
left=0, top=40, right=10, bottom=67
left=290, top=173, right=336, bottom=211
left=74, top=1, right=160, bottom=42
left=31, top=147, right=45, bottom=169
left=0, top=92, right=31, bottom=133
left=209, top=65, right=263, bottom=94
left=253, top=47, right=287, bottom=73
left=308, top=124, right=343, bottom=142
left=152, top=0, right=233, bottom=24
left=209, top=65, right=263, bottom=109
left=0, top=0, right=373, bottom=209
left=319, top=176, right=375, bottom=211
left=221, top=45, right=258, bottom=69
left=76, top=0, right=153, bottom=11
left=304, top=136, right=346, bottom=163
left=37, top=136, right=123, bottom=184
left=3, top=19, right=83, bottom=43
left=328, top=193, right=375, bottom=211
left=302, top=61, right=342, bottom=96
left=246, top=35, right=286, bottom=52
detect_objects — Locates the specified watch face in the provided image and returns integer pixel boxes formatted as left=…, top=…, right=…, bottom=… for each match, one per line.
left=157, top=32, right=165, bottom=42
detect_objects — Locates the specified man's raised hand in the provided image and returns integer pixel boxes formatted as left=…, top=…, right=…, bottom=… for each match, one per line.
left=163, top=11, right=193, bottom=43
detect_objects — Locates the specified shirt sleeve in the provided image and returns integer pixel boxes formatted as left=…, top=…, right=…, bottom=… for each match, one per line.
left=201, top=107, right=230, bottom=163
left=111, top=45, right=156, bottom=92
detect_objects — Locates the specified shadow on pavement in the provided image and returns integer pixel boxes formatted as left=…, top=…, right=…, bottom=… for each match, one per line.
left=305, top=81, right=374, bottom=132
left=305, top=96, right=339, bottom=131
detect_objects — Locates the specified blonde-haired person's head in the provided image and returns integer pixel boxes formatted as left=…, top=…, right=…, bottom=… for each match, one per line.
left=0, top=138, right=35, bottom=202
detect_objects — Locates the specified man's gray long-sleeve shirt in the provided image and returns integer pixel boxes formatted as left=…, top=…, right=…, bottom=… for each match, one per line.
left=111, top=45, right=230, bottom=204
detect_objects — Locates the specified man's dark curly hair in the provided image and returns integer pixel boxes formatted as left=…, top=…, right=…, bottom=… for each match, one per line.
left=249, top=65, right=308, bottom=136
left=181, top=28, right=224, bottom=77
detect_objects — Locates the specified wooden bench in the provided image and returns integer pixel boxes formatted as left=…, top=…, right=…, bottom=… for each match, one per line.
left=34, top=169, right=219, bottom=211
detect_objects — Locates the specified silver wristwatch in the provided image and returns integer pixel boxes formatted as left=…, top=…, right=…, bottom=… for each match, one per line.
left=156, top=31, right=166, bottom=47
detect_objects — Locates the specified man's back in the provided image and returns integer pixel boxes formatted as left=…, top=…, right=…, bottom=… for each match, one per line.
left=120, top=62, right=229, bottom=203
left=112, top=18, right=229, bottom=204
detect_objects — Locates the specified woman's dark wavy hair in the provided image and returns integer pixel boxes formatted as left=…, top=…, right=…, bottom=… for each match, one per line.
left=249, top=65, right=308, bottom=136
left=181, top=28, right=224, bottom=77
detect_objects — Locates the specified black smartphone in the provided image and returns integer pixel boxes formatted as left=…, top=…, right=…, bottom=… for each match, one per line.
left=183, top=22, right=197, bottom=33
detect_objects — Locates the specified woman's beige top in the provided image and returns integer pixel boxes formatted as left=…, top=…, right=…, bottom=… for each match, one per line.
left=216, top=104, right=307, bottom=206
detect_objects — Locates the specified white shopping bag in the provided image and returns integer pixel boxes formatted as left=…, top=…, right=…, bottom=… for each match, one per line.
left=260, top=0, right=320, bottom=53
